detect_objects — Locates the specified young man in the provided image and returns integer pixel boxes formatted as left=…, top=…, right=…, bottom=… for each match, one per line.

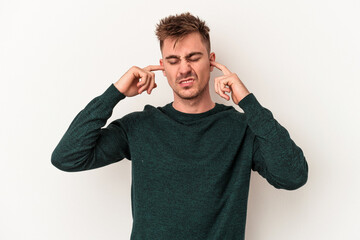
left=52, top=12, right=308, bottom=240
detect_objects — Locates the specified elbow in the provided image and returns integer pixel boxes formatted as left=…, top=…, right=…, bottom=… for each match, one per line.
left=277, top=163, right=309, bottom=191
left=265, top=159, right=309, bottom=190
left=51, top=150, right=73, bottom=172
left=290, top=159, right=309, bottom=190
left=283, top=171, right=308, bottom=190
left=270, top=173, right=308, bottom=190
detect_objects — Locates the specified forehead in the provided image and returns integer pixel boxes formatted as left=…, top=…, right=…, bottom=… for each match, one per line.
left=162, top=32, right=207, bottom=56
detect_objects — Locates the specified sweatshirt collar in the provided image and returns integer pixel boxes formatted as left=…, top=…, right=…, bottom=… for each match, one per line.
left=160, top=102, right=225, bottom=123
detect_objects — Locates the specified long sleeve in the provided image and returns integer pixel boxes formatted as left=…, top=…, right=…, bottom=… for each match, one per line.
left=238, top=93, right=308, bottom=190
left=51, top=84, right=131, bottom=172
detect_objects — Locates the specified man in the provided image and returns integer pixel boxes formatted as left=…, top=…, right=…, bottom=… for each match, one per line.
left=52, top=12, right=308, bottom=240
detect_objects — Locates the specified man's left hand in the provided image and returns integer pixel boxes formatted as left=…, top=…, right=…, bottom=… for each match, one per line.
left=211, top=61, right=250, bottom=105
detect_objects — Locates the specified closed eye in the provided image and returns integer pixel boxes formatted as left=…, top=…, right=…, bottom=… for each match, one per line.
left=168, top=60, right=179, bottom=65
left=188, top=58, right=200, bottom=62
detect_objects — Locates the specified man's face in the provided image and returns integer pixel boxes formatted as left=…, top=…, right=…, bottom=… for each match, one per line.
left=160, top=32, right=215, bottom=100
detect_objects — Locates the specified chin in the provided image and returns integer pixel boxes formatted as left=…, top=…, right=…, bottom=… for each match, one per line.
left=179, top=95, right=198, bottom=100
left=176, top=89, right=204, bottom=100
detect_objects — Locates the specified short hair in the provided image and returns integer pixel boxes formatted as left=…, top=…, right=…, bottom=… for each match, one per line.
left=155, top=12, right=211, bottom=53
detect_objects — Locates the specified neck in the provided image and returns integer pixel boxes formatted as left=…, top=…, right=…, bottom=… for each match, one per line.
left=172, top=85, right=215, bottom=114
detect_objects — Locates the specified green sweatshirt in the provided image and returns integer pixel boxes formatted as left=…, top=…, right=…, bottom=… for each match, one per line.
left=51, top=84, right=308, bottom=240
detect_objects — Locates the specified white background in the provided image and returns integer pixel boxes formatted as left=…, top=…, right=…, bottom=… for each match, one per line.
left=1, top=0, right=359, bottom=239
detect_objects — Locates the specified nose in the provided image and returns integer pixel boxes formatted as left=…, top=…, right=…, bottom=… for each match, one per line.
left=178, top=60, right=192, bottom=76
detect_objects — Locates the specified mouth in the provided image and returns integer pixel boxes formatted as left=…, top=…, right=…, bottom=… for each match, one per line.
left=178, top=78, right=195, bottom=87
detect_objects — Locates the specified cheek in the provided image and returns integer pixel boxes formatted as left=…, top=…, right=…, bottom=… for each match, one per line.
left=194, top=62, right=210, bottom=77
left=164, top=65, right=174, bottom=75
left=164, top=66, right=177, bottom=82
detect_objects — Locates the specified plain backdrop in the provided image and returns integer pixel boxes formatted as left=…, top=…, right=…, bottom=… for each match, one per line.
left=1, top=0, right=359, bottom=239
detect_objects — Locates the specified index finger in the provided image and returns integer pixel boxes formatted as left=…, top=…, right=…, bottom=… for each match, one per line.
left=143, top=65, right=165, bottom=72
left=210, top=61, right=232, bottom=75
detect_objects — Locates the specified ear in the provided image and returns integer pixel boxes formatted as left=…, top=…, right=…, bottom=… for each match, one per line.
left=209, top=52, right=216, bottom=72
left=160, top=59, right=166, bottom=76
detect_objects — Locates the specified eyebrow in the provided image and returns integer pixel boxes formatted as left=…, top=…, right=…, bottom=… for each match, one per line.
left=165, top=52, right=203, bottom=60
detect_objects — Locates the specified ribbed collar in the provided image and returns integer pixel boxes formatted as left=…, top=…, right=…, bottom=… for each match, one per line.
left=160, top=102, right=228, bottom=124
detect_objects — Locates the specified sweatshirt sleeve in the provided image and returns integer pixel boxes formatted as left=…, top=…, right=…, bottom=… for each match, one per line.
left=51, top=84, right=131, bottom=172
left=238, top=93, right=308, bottom=190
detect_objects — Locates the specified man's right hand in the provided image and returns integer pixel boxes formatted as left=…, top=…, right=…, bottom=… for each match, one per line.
left=114, top=65, right=164, bottom=97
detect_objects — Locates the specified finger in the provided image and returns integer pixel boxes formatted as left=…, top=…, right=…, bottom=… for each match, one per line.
left=210, top=61, right=231, bottom=75
left=214, top=80, right=218, bottom=95
left=214, top=74, right=228, bottom=82
left=217, top=86, right=230, bottom=100
left=139, top=74, right=152, bottom=94
left=214, top=76, right=226, bottom=94
left=214, top=77, right=224, bottom=96
left=219, top=86, right=230, bottom=100
left=216, top=80, right=229, bottom=100
left=220, top=80, right=231, bottom=93
left=141, top=66, right=162, bottom=93
left=143, top=65, right=164, bottom=72
left=143, top=72, right=154, bottom=93
left=215, top=77, right=230, bottom=100
left=221, top=85, right=231, bottom=93
left=219, top=84, right=230, bottom=100
left=214, top=77, right=220, bottom=95
left=218, top=77, right=231, bottom=91
left=135, top=69, right=148, bottom=87
left=136, top=72, right=149, bottom=92
left=136, top=75, right=147, bottom=88
left=147, top=72, right=156, bottom=94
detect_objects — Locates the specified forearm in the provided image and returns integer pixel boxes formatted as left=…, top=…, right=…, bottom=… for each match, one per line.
left=51, top=84, right=129, bottom=172
left=239, top=94, right=308, bottom=190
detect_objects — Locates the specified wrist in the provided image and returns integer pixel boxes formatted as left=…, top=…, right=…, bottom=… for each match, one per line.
left=114, top=81, right=125, bottom=94
left=235, top=88, right=250, bottom=105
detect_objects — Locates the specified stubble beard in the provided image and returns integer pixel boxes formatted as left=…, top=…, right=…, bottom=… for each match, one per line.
left=170, top=70, right=211, bottom=101
left=174, top=80, right=210, bottom=100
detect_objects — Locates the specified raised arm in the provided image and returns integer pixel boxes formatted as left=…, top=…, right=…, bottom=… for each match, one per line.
left=51, top=65, right=163, bottom=172
left=239, top=94, right=308, bottom=190
left=211, top=61, right=308, bottom=190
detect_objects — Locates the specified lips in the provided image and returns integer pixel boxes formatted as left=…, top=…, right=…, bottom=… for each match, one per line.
left=178, top=78, right=195, bottom=87
left=179, top=78, right=194, bottom=83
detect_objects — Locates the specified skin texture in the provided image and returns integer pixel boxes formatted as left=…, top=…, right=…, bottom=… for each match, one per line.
left=211, top=61, right=250, bottom=105
left=114, top=32, right=250, bottom=113
left=159, top=32, right=216, bottom=113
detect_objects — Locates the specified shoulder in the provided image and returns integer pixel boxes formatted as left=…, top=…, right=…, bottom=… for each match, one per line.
left=112, top=103, right=167, bottom=127
left=216, top=103, right=247, bottom=122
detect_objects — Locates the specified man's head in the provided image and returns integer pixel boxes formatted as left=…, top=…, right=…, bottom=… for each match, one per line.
left=155, top=12, right=211, bottom=54
left=156, top=12, right=215, bottom=101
